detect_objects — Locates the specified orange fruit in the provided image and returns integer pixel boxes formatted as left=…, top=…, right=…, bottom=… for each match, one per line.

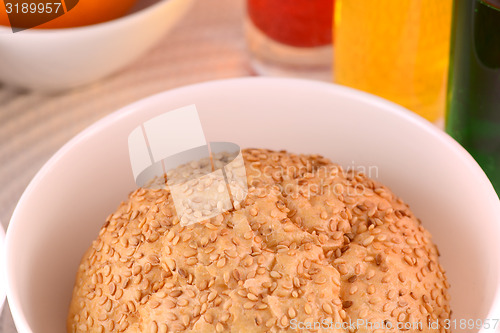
left=0, top=0, right=137, bottom=29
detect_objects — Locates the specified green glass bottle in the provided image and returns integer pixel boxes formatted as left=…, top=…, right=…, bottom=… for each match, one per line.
left=446, top=0, right=500, bottom=195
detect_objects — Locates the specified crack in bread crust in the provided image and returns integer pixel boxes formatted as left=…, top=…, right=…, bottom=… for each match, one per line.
left=68, top=149, right=451, bottom=333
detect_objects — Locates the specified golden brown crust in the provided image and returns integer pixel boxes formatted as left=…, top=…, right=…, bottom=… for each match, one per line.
left=67, top=149, right=451, bottom=333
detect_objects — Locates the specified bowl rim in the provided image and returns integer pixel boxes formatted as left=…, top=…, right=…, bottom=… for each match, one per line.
left=0, top=0, right=173, bottom=34
left=0, top=222, right=6, bottom=314
left=6, top=77, right=500, bottom=332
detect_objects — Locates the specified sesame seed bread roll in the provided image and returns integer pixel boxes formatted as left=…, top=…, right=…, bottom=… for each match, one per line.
left=68, top=149, right=451, bottom=333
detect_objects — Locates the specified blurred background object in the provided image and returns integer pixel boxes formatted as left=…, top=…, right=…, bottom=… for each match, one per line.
left=0, top=0, right=137, bottom=30
left=0, top=0, right=194, bottom=91
left=446, top=0, right=500, bottom=195
left=245, top=0, right=333, bottom=81
left=334, top=0, right=452, bottom=123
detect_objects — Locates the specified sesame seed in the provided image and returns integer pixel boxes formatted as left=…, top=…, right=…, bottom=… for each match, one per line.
left=170, top=290, right=182, bottom=297
left=280, top=315, right=289, bottom=327
left=243, top=302, right=254, bottom=309
left=148, top=255, right=160, bottom=265
left=338, top=264, right=348, bottom=275
left=322, top=303, right=333, bottom=314
left=249, top=208, right=258, bottom=216
left=270, top=271, right=281, bottom=279
left=362, top=236, right=375, bottom=246
left=367, top=284, right=375, bottom=294
left=177, top=299, right=189, bottom=307
left=342, top=300, right=353, bottom=309
left=184, top=248, right=197, bottom=258
left=216, top=257, right=226, bottom=268
left=404, top=255, right=414, bottom=266
left=158, top=323, right=168, bottom=333
left=314, top=275, right=327, bottom=285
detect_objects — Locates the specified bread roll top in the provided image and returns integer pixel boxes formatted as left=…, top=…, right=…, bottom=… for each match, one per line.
left=68, top=148, right=451, bottom=333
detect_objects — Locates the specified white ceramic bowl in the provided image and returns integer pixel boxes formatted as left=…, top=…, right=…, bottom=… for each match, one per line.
left=6, top=78, right=500, bottom=333
left=0, top=0, right=194, bottom=91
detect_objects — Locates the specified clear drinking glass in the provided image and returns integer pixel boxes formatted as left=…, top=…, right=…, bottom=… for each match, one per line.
left=245, top=0, right=334, bottom=81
